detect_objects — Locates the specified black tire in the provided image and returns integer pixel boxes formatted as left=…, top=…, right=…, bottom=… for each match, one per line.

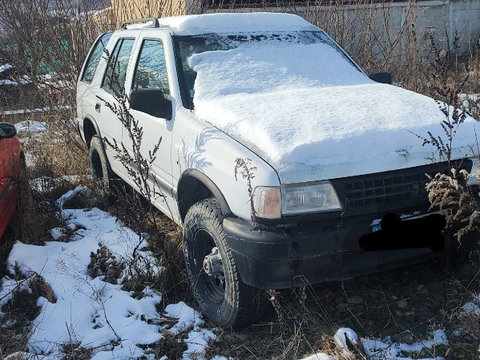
left=183, top=198, right=266, bottom=328
left=89, top=135, right=113, bottom=192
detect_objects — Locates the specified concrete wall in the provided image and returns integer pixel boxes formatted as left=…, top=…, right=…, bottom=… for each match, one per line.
left=210, top=0, right=480, bottom=59
left=371, top=0, right=480, bottom=56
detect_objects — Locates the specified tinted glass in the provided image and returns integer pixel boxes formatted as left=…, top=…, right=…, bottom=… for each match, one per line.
left=81, top=32, right=112, bottom=83
left=132, top=40, right=169, bottom=95
left=102, top=38, right=135, bottom=94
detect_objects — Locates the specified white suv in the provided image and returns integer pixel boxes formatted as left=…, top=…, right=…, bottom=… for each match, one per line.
left=77, top=12, right=478, bottom=328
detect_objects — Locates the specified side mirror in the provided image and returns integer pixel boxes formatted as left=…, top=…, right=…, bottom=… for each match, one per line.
left=130, top=88, right=172, bottom=119
left=0, top=122, right=17, bottom=139
left=369, top=72, right=392, bottom=84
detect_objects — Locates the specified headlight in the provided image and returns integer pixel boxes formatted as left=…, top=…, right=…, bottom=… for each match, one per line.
left=254, top=182, right=342, bottom=219
left=282, top=182, right=342, bottom=215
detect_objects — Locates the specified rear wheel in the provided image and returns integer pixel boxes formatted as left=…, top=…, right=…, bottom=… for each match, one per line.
left=183, top=198, right=266, bottom=328
left=89, top=135, right=111, bottom=191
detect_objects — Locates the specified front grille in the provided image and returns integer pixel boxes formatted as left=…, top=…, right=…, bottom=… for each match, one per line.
left=332, top=159, right=472, bottom=212
left=343, top=173, right=425, bottom=208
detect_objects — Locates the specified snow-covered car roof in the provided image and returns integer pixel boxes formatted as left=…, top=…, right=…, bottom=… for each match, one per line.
left=155, top=13, right=318, bottom=35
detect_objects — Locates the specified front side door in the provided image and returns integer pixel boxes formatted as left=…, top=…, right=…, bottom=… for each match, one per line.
left=124, top=34, right=175, bottom=216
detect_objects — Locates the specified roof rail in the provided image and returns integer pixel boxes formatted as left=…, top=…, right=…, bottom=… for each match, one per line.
left=121, top=17, right=159, bottom=29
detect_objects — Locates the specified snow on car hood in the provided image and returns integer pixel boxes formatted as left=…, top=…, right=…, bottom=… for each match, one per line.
left=190, top=42, right=479, bottom=184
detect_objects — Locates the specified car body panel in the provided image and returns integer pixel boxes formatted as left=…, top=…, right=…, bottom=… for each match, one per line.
left=0, top=133, right=22, bottom=239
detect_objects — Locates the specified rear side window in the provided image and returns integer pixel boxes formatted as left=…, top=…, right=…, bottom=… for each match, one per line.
left=102, top=38, right=135, bottom=94
left=81, top=32, right=112, bottom=83
left=132, top=39, right=170, bottom=95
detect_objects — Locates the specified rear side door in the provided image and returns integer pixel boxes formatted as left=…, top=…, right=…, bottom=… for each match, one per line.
left=123, top=33, right=175, bottom=215
left=94, top=37, right=136, bottom=174
left=77, top=32, right=112, bottom=143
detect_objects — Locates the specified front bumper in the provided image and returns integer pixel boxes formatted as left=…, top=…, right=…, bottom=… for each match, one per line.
left=224, top=159, right=473, bottom=289
left=223, top=208, right=438, bottom=289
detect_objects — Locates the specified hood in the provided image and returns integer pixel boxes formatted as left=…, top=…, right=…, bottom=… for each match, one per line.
left=190, top=42, right=479, bottom=184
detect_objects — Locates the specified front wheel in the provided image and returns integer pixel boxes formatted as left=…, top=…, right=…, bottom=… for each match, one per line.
left=183, top=198, right=265, bottom=328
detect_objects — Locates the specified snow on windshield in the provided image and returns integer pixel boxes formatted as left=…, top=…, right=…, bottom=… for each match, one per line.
left=189, top=42, right=368, bottom=97
left=189, top=39, right=478, bottom=182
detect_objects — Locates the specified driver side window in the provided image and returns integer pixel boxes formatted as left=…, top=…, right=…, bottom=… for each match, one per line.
left=133, top=39, right=170, bottom=95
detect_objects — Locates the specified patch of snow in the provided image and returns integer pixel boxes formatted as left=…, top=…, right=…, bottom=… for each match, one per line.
left=30, top=176, right=92, bottom=194
left=452, top=329, right=463, bottom=337
left=0, top=277, right=32, bottom=311
left=461, top=302, right=480, bottom=316
left=301, top=353, right=335, bottom=360
left=90, top=340, right=145, bottom=360
left=0, top=79, right=18, bottom=86
left=362, top=329, right=448, bottom=360
left=158, top=13, right=317, bottom=34
left=165, top=301, right=205, bottom=334
left=125, top=19, right=156, bottom=29
left=165, top=301, right=216, bottom=359
left=56, top=186, right=91, bottom=208
left=4, top=352, right=49, bottom=360
left=2, top=107, right=49, bottom=115
left=459, top=93, right=479, bottom=103
left=30, top=176, right=57, bottom=193
left=0, top=63, right=13, bottom=73
left=2, top=105, right=70, bottom=116
left=191, top=35, right=478, bottom=183
left=334, top=327, right=360, bottom=355
left=19, top=75, right=32, bottom=84
left=14, top=120, right=47, bottom=134
left=50, top=227, right=65, bottom=240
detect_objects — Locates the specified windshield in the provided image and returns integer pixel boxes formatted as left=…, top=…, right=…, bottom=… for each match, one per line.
left=173, top=31, right=366, bottom=109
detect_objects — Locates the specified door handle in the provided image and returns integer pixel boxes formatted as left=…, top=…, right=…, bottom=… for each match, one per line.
left=95, top=103, right=101, bottom=112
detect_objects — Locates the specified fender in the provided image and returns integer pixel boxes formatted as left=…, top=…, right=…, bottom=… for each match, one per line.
left=178, top=169, right=232, bottom=220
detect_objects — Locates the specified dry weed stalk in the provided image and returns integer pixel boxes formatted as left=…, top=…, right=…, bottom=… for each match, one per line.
left=427, top=169, right=480, bottom=246
left=234, top=157, right=259, bottom=230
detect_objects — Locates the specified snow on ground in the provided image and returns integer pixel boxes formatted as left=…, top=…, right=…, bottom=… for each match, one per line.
left=0, top=188, right=215, bottom=359
left=304, top=328, right=448, bottom=360
left=0, top=187, right=458, bottom=359
left=1, top=105, right=70, bottom=116
left=190, top=33, right=478, bottom=183
left=302, top=354, right=335, bottom=360
left=14, top=120, right=47, bottom=134
left=30, top=176, right=91, bottom=193
left=0, top=63, right=13, bottom=73
left=361, top=328, right=448, bottom=360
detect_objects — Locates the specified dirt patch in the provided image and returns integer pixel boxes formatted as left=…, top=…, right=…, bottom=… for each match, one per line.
left=207, top=253, right=480, bottom=359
